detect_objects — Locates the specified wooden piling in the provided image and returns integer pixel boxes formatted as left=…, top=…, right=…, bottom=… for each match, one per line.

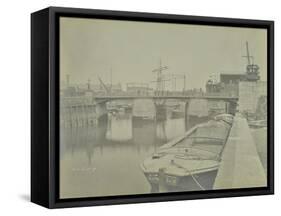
left=158, top=168, right=168, bottom=192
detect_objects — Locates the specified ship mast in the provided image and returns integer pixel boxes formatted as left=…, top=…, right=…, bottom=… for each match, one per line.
left=152, top=59, right=168, bottom=93
left=87, top=78, right=91, bottom=90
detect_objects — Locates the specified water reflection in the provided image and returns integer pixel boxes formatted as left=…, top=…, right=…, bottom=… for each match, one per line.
left=60, top=111, right=204, bottom=198
left=106, top=114, right=133, bottom=142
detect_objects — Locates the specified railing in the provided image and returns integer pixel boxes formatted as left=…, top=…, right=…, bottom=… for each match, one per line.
left=60, top=91, right=238, bottom=108
left=81, top=91, right=237, bottom=97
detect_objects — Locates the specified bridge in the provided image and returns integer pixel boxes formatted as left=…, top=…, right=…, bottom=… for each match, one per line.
left=92, top=95, right=238, bottom=101
left=60, top=92, right=239, bottom=128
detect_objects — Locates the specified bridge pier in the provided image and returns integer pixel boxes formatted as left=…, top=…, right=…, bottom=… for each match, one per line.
left=95, top=101, right=108, bottom=123
left=153, top=99, right=167, bottom=121
left=60, top=95, right=238, bottom=128
left=225, top=101, right=237, bottom=115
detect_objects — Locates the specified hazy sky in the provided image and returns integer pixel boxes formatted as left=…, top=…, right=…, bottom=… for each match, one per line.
left=60, top=17, right=267, bottom=90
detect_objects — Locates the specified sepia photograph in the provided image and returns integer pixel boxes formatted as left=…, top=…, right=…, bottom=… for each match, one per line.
left=59, top=17, right=268, bottom=199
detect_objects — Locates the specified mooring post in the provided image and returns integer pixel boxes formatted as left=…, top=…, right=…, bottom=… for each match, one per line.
left=225, top=102, right=229, bottom=114
left=158, top=168, right=168, bottom=192
left=184, top=100, right=190, bottom=129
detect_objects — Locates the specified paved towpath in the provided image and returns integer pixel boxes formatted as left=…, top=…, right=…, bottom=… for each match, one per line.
left=214, top=114, right=266, bottom=189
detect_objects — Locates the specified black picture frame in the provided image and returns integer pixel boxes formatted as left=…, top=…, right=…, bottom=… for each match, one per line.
left=31, top=6, right=274, bottom=208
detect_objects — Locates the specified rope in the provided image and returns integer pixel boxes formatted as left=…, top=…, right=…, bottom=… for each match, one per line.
left=171, top=160, right=206, bottom=190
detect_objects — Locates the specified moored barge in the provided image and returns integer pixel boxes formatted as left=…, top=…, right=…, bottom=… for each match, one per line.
left=141, top=114, right=233, bottom=192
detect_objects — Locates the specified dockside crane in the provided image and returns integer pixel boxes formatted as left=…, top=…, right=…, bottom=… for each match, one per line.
left=242, top=41, right=260, bottom=81
left=98, top=76, right=110, bottom=94
left=242, top=41, right=254, bottom=65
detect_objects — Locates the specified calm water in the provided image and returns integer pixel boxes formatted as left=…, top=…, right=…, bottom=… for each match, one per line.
left=60, top=110, right=267, bottom=199
left=60, top=111, right=201, bottom=198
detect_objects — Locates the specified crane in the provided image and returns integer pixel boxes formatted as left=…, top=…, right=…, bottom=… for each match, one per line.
left=242, top=41, right=254, bottom=65
left=98, top=76, right=110, bottom=94
left=242, top=41, right=260, bottom=81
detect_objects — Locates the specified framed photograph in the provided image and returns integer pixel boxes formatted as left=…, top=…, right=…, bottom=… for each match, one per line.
left=31, top=7, right=274, bottom=208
